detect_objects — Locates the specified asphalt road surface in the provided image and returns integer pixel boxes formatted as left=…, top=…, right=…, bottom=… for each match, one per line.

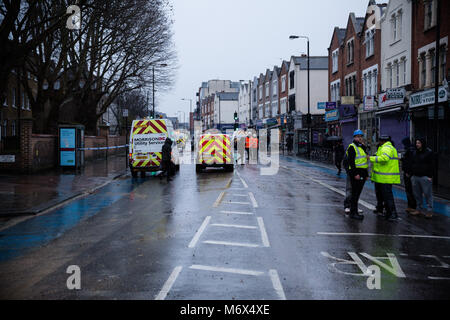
left=0, top=152, right=449, bottom=300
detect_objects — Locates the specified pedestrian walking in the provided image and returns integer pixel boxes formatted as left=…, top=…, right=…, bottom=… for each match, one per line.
left=334, top=140, right=345, bottom=175
left=344, top=130, right=369, bottom=220
left=160, top=137, right=173, bottom=182
left=411, top=138, right=434, bottom=219
left=368, top=135, right=401, bottom=221
left=286, top=135, right=293, bottom=155
left=343, top=139, right=365, bottom=215
left=401, top=137, right=417, bottom=214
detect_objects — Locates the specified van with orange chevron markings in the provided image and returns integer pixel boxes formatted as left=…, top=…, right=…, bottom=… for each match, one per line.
left=196, top=134, right=234, bottom=172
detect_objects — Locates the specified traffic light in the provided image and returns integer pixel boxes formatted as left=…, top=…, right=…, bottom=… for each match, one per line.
left=234, top=111, right=238, bottom=121
left=150, top=111, right=154, bottom=119
left=234, top=123, right=238, bottom=131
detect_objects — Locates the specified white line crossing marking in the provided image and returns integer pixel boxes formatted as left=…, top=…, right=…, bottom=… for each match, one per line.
left=211, top=223, right=258, bottom=230
left=257, top=217, right=270, bottom=247
left=269, top=269, right=286, bottom=300
left=189, top=265, right=264, bottom=276
left=231, top=194, right=249, bottom=197
left=203, top=240, right=260, bottom=248
left=317, top=232, right=450, bottom=240
left=213, top=191, right=226, bottom=207
left=220, top=210, right=254, bottom=215
left=236, top=172, right=249, bottom=188
left=188, top=216, right=211, bottom=248
left=226, top=201, right=251, bottom=205
left=428, top=276, right=450, bottom=280
left=230, top=188, right=246, bottom=190
left=248, top=192, right=258, bottom=208
left=155, top=266, right=182, bottom=300
left=281, top=166, right=376, bottom=210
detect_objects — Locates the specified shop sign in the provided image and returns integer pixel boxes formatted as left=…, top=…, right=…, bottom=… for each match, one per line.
left=379, top=92, right=404, bottom=108
left=410, top=87, right=448, bottom=109
left=386, top=88, right=406, bottom=100
left=364, top=96, right=375, bottom=111
left=325, top=109, right=339, bottom=122
left=341, top=96, right=355, bottom=105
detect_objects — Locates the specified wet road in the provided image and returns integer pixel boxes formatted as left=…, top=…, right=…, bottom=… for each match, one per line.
left=0, top=152, right=449, bottom=300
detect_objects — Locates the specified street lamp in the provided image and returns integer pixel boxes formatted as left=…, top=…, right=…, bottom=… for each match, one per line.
left=152, top=63, right=168, bottom=118
left=289, top=35, right=311, bottom=159
left=181, top=98, right=192, bottom=132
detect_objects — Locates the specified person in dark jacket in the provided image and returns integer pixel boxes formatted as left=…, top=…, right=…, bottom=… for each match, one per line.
left=411, top=138, right=434, bottom=218
left=401, top=137, right=417, bottom=214
left=161, top=138, right=173, bottom=182
left=334, top=140, right=345, bottom=175
left=344, top=130, right=369, bottom=220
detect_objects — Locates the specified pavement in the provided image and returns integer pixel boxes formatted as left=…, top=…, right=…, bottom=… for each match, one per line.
left=0, top=154, right=128, bottom=223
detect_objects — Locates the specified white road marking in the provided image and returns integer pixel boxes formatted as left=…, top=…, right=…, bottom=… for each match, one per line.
left=231, top=194, right=249, bottom=197
left=281, top=166, right=376, bottom=210
left=211, top=223, right=258, bottom=230
left=428, top=276, right=450, bottom=280
left=238, top=175, right=249, bottom=188
left=203, top=240, right=260, bottom=248
left=317, top=232, right=450, bottom=240
left=230, top=188, right=246, bottom=190
left=188, top=216, right=211, bottom=248
left=257, top=217, right=270, bottom=247
left=248, top=192, right=258, bottom=208
left=189, top=264, right=264, bottom=276
left=226, top=201, right=251, bottom=205
left=220, top=210, right=254, bottom=215
left=269, top=269, right=286, bottom=300
left=213, top=191, right=226, bottom=207
left=155, top=266, right=182, bottom=300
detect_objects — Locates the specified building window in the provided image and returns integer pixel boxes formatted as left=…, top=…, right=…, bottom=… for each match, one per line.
left=259, top=86, right=262, bottom=99
left=11, top=88, right=16, bottom=108
left=430, top=50, right=436, bottom=86
left=365, top=29, right=375, bottom=58
left=440, top=46, right=447, bottom=83
left=395, top=61, right=400, bottom=87
left=420, top=53, right=426, bottom=88
left=388, top=64, right=393, bottom=89
left=347, top=39, right=354, bottom=64
left=373, top=70, right=378, bottom=94
left=289, top=71, right=295, bottom=89
left=2, top=120, right=7, bottom=138
left=281, top=75, right=286, bottom=92
left=332, top=49, right=339, bottom=73
left=402, top=58, right=407, bottom=85
left=265, top=83, right=269, bottom=98
left=391, top=12, right=402, bottom=43
left=273, top=80, right=277, bottom=96
left=424, top=0, right=435, bottom=30
left=11, top=120, right=16, bottom=137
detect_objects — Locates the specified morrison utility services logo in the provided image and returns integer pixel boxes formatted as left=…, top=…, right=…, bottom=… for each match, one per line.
left=66, top=3, right=81, bottom=30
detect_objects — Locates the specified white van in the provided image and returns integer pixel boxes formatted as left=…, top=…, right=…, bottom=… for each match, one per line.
left=128, top=118, right=179, bottom=177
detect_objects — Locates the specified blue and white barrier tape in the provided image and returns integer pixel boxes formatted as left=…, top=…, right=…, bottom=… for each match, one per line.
left=77, top=144, right=129, bottom=151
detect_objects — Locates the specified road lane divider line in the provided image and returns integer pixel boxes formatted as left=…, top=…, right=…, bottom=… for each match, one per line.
left=226, top=201, right=251, bottom=205
left=249, top=192, right=259, bottom=208
left=211, top=223, right=258, bottom=229
left=220, top=210, right=254, bottom=215
left=213, top=191, right=226, bottom=207
left=203, top=240, right=260, bottom=248
left=189, top=264, right=264, bottom=276
left=225, top=178, right=233, bottom=189
left=155, top=266, right=182, bottom=300
left=188, top=216, right=211, bottom=248
left=269, top=269, right=286, bottom=300
left=257, top=217, right=270, bottom=247
left=317, top=232, right=450, bottom=240
left=281, top=166, right=376, bottom=210
left=236, top=172, right=249, bottom=188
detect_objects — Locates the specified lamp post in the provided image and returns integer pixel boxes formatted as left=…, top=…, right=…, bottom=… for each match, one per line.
left=289, top=35, right=311, bottom=159
left=181, top=98, right=192, bottom=132
left=152, top=64, right=168, bottom=118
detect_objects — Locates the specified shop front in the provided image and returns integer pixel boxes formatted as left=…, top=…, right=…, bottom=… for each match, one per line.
left=338, top=104, right=357, bottom=148
left=410, top=86, right=450, bottom=190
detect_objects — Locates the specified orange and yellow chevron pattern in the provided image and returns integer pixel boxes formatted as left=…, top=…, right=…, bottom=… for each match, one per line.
left=132, top=152, right=162, bottom=168
left=199, top=135, right=232, bottom=165
left=131, top=119, right=168, bottom=168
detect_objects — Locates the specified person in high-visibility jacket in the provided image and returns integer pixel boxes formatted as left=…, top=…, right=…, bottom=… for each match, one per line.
left=345, top=130, right=369, bottom=220
left=368, top=135, right=401, bottom=221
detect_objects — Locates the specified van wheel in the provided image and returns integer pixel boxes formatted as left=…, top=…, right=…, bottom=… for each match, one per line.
left=131, top=170, right=138, bottom=178
left=140, top=171, right=146, bottom=178
left=196, top=164, right=203, bottom=173
left=175, top=164, right=180, bottom=172
left=225, top=165, right=234, bottom=172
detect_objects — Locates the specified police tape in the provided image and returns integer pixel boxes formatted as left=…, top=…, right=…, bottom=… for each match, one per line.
left=77, top=145, right=129, bottom=151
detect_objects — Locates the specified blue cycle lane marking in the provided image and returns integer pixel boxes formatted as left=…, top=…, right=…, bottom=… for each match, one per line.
left=0, top=178, right=145, bottom=263
left=282, top=156, right=450, bottom=218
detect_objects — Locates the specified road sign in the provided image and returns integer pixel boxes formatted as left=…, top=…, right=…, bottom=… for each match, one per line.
left=123, top=109, right=129, bottom=117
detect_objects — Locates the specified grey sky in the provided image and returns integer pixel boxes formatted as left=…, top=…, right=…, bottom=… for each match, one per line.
left=158, top=0, right=370, bottom=121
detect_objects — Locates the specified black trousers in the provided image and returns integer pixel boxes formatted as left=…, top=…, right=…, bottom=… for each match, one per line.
left=404, top=173, right=417, bottom=209
left=350, top=177, right=366, bottom=215
left=376, top=183, right=397, bottom=216
left=374, top=182, right=385, bottom=212
left=161, top=160, right=173, bottom=180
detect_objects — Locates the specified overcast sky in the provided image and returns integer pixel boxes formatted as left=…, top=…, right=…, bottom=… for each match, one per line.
left=158, top=0, right=370, bottom=121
